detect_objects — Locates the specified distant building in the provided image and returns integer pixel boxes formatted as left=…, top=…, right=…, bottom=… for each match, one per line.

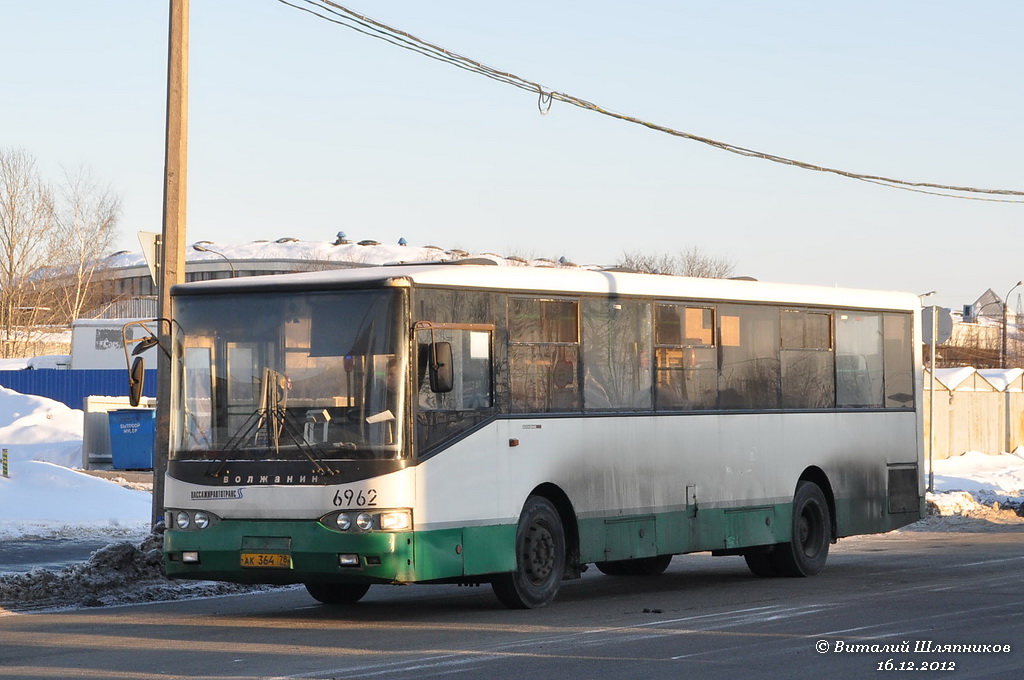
left=938, top=289, right=1021, bottom=369
left=19, top=239, right=405, bottom=356
left=83, top=239, right=373, bottom=318
left=80, top=238, right=557, bottom=320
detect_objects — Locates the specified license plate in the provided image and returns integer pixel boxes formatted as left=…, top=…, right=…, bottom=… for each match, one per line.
left=240, top=553, right=292, bottom=569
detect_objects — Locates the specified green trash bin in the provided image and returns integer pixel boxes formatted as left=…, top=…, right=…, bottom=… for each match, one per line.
left=108, top=409, right=156, bottom=470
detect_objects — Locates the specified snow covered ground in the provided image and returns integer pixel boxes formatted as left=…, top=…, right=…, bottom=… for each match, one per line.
left=0, top=385, right=1022, bottom=612
left=0, top=386, right=152, bottom=543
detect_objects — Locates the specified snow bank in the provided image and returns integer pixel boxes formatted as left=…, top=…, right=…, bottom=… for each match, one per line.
left=0, top=461, right=151, bottom=541
left=0, top=385, right=85, bottom=468
left=917, top=451, right=1024, bottom=530
left=930, top=451, right=1024, bottom=507
left=0, top=387, right=151, bottom=541
left=926, top=491, right=983, bottom=516
left=0, top=534, right=275, bottom=611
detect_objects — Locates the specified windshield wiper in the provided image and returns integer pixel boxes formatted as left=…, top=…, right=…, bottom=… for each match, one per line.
left=207, top=368, right=337, bottom=478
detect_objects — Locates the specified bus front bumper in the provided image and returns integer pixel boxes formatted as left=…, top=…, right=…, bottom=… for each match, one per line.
left=163, top=520, right=415, bottom=586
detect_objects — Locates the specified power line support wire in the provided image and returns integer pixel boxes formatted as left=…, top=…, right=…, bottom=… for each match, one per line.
left=278, top=0, right=1024, bottom=203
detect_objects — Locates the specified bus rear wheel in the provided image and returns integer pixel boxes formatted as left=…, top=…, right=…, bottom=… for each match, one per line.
left=595, top=555, right=673, bottom=576
left=492, top=495, right=566, bottom=609
left=775, top=481, right=831, bottom=577
left=304, top=582, right=371, bottom=605
left=743, top=551, right=780, bottom=577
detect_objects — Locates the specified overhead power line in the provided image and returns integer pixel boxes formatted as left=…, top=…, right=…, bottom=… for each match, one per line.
left=277, top=0, right=1024, bottom=204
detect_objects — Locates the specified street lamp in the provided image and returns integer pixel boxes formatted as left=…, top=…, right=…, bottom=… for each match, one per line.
left=192, top=243, right=236, bottom=278
left=1002, top=280, right=1022, bottom=369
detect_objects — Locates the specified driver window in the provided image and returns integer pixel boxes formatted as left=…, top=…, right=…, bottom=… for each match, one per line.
left=417, top=328, right=493, bottom=411
left=182, top=345, right=213, bottom=450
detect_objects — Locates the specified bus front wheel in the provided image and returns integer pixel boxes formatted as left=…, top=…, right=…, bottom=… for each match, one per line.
left=304, top=582, right=371, bottom=605
left=775, top=481, right=831, bottom=577
left=492, top=495, right=566, bottom=609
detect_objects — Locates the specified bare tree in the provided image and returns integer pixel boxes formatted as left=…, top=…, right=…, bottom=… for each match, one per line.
left=0, top=148, right=56, bottom=357
left=0, top=149, right=123, bottom=357
left=501, top=248, right=538, bottom=266
left=677, top=246, right=735, bottom=278
left=617, top=251, right=677, bottom=275
left=50, top=166, right=121, bottom=321
left=618, top=247, right=736, bottom=278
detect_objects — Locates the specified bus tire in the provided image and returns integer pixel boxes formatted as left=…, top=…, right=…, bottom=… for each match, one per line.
left=594, top=560, right=629, bottom=576
left=775, top=481, right=831, bottom=577
left=304, top=582, right=371, bottom=605
left=596, top=555, right=672, bottom=576
left=743, top=551, right=780, bottom=577
left=631, top=555, right=673, bottom=575
left=491, top=496, right=566, bottom=609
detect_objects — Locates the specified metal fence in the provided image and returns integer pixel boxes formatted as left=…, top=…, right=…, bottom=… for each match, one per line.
left=0, top=369, right=158, bottom=410
left=924, top=368, right=1024, bottom=459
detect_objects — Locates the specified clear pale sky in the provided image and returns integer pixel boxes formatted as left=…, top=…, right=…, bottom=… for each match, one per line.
left=4, top=1, right=1022, bottom=311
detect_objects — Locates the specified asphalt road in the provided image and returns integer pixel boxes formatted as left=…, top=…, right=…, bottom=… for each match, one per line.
left=0, top=539, right=117, bottom=576
left=1, top=527, right=1021, bottom=680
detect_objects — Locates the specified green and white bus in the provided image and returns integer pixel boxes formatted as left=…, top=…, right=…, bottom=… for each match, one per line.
left=156, top=262, right=923, bottom=608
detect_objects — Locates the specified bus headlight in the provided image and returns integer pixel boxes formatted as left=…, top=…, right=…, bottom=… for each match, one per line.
left=379, top=511, right=411, bottom=531
left=166, top=509, right=221, bottom=531
left=175, top=511, right=191, bottom=530
left=319, top=509, right=413, bottom=533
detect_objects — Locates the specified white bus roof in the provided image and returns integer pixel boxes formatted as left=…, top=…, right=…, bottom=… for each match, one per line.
left=173, top=261, right=919, bottom=311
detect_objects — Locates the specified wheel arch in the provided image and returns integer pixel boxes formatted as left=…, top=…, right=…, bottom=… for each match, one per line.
left=528, top=482, right=582, bottom=578
left=797, top=466, right=837, bottom=541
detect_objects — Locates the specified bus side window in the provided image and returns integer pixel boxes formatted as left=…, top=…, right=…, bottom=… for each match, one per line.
left=781, top=309, right=835, bottom=409
left=508, top=297, right=580, bottom=413
left=654, top=304, right=717, bottom=410
left=883, top=313, right=914, bottom=407
left=717, top=304, right=781, bottom=409
left=582, top=298, right=652, bottom=411
left=836, top=312, right=884, bottom=408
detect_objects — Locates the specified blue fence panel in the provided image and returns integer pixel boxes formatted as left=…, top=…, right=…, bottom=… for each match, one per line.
left=0, top=369, right=159, bottom=410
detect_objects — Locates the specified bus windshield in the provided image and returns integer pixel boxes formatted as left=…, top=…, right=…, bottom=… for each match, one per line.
left=171, top=289, right=406, bottom=463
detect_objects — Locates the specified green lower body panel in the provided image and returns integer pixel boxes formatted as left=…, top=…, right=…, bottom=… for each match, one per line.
left=463, top=524, right=517, bottom=575
left=577, top=503, right=792, bottom=563
left=164, top=520, right=517, bottom=585
left=835, top=496, right=923, bottom=537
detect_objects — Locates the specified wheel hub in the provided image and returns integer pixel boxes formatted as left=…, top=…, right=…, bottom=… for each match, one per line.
left=524, top=523, right=554, bottom=584
left=799, top=506, right=822, bottom=557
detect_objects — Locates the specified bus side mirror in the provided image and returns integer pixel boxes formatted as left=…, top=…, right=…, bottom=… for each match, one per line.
left=129, top=356, right=145, bottom=407
left=429, top=342, right=454, bottom=393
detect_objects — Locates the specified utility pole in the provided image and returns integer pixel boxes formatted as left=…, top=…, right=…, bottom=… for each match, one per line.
left=928, top=306, right=937, bottom=493
left=154, top=0, right=189, bottom=527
